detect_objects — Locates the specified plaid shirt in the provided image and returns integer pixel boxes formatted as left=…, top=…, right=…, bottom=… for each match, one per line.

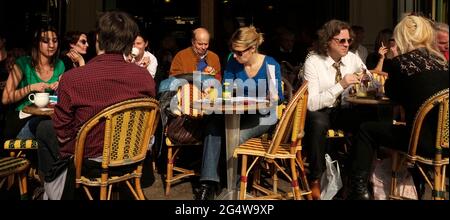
left=52, top=54, right=156, bottom=158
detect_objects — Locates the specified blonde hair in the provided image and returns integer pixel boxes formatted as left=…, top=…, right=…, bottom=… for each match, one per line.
left=230, top=26, right=264, bottom=51
left=394, top=15, right=446, bottom=63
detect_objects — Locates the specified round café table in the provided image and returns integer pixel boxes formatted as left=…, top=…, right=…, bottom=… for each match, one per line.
left=345, top=96, right=390, bottom=105
left=22, top=105, right=54, bottom=116
left=194, top=97, right=274, bottom=199
left=345, top=95, right=393, bottom=122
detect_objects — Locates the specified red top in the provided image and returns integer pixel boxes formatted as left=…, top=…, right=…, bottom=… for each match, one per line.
left=52, top=54, right=156, bottom=158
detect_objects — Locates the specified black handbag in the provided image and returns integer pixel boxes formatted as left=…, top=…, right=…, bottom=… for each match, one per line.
left=166, top=115, right=203, bottom=145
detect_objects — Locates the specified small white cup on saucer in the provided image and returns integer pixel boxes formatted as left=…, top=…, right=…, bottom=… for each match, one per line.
left=28, top=92, right=49, bottom=108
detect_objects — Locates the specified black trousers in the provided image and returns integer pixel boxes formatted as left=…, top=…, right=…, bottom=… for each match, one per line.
left=304, top=107, right=373, bottom=181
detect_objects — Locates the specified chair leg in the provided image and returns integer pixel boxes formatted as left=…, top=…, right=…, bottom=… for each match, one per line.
left=290, top=158, right=301, bottom=200
left=135, top=166, right=146, bottom=200
left=389, top=151, right=400, bottom=199
left=433, top=164, right=444, bottom=200
left=296, top=151, right=312, bottom=200
left=100, top=173, right=108, bottom=200
left=239, top=155, right=248, bottom=200
left=165, top=146, right=174, bottom=196
left=272, top=166, right=278, bottom=194
left=18, top=173, right=28, bottom=200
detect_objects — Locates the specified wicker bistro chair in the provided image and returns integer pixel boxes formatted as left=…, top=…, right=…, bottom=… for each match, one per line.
left=74, top=98, right=160, bottom=200
left=390, top=89, right=449, bottom=200
left=4, top=139, right=40, bottom=183
left=164, top=81, right=204, bottom=196
left=0, top=157, right=30, bottom=199
left=233, top=82, right=311, bottom=200
left=4, top=139, right=39, bottom=157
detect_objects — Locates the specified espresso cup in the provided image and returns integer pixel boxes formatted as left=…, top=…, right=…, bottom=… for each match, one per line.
left=28, top=92, right=49, bottom=108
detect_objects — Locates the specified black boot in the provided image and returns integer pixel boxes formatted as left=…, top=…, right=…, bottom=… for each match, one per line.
left=348, top=171, right=372, bottom=200
left=195, top=181, right=216, bottom=200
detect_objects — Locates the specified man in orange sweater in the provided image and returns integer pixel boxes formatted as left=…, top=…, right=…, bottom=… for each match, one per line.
left=169, top=27, right=221, bottom=81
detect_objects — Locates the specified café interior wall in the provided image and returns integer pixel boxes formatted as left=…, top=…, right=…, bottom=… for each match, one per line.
left=349, top=0, right=394, bottom=53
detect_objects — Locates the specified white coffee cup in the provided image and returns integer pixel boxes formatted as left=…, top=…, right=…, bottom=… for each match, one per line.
left=28, top=92, right=49, bottom=108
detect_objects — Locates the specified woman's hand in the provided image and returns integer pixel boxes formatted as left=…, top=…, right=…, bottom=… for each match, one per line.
left=378, top=45, right=388, bottom=59
left=30, top=82, right=49, bottom=92
left=66, top=49, right=85, bottom=66
left=48, top=81, right=59, bottom=91
left=140, top=56, right=151, bottom=68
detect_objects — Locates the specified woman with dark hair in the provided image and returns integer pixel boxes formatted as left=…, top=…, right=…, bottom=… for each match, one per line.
left=366, top=28, right=398, bottom=70
left=61, top=31, right=89, bottom=71
left=1, top=26, right=65, bottom=140
left=125, top=32, right=158, bottom=78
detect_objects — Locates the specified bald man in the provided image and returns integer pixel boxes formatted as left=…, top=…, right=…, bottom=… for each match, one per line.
left=169, top=27, right=222, bottom=80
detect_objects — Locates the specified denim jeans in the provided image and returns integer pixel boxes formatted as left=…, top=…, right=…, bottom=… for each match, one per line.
left=200, top=113, right=276, bottom=183
left=201, top=115, right=224, bottom=183
left=16, top=120, right=35, bottom=139
left=239, top=114, right=275, bottom=144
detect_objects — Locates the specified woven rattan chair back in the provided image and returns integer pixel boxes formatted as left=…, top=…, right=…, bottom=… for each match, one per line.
left=267, top=81, right=308, bottom=157
left=390, top=89, right=449, bottom=200
left=407, top=88, right=449, bottom=161
left=74, top=98, right=159, bottom=200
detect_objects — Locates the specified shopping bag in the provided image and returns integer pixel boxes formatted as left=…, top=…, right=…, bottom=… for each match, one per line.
left=320, top=154, right=343, bottom=200
left=371, top=157, right=418, bottom=200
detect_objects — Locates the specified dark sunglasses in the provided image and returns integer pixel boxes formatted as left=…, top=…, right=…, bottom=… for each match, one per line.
left=333, top=38, right=353, bottom=45
left=388, top=39, right=395, bottom=42
left=231, top=46, right=252, bottom=56
left=79, top=39, right=88, bottom=45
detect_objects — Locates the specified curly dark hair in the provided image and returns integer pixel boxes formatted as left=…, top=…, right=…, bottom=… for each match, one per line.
left=314, top=19, right=353, bottom=56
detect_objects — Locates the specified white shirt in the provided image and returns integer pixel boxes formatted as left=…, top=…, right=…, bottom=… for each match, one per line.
left=124, top=51, right=158, bottom=78
left=137, top=51, right=158, bottom=78
left=304, top=51, right=368, bottom=111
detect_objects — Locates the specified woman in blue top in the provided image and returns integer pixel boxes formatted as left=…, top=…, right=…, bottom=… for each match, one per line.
left=224, top=26, right=283, bottom=143
left=195, top=26, right=284, bottom=199
left=2, top=26, right=65, bottom=140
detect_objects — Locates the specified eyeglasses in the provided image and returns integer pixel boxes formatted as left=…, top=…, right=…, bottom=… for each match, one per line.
left=388, top=39, right=395, bottom=42
left=40, top=38, right=58, bottom=44
left=79, top=39, right=88, bottom=45
left=231, top=46, right=252, bottom=56
left=333, top=38, right=353, bottom=45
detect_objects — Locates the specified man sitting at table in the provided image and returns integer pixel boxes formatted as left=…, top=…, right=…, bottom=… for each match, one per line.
left=164, top=27, right=222, bottom=200
left=34, top=11, right=156, bottom=199
left=169, top=27, right=221, bottom=80
left=303, top=19, right=368, bottom=200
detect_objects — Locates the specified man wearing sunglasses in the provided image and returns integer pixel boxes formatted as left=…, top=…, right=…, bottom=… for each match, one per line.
left=169, top=27, right=221, bottom=81
left=302, top=19, right=368, bottom=200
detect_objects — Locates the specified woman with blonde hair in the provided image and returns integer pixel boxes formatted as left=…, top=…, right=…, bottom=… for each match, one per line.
left=196, top=26, right=284, bottom=200
left=348, top=15, right=448, bottom=200
left=224, top=26, right=283, bottom=143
